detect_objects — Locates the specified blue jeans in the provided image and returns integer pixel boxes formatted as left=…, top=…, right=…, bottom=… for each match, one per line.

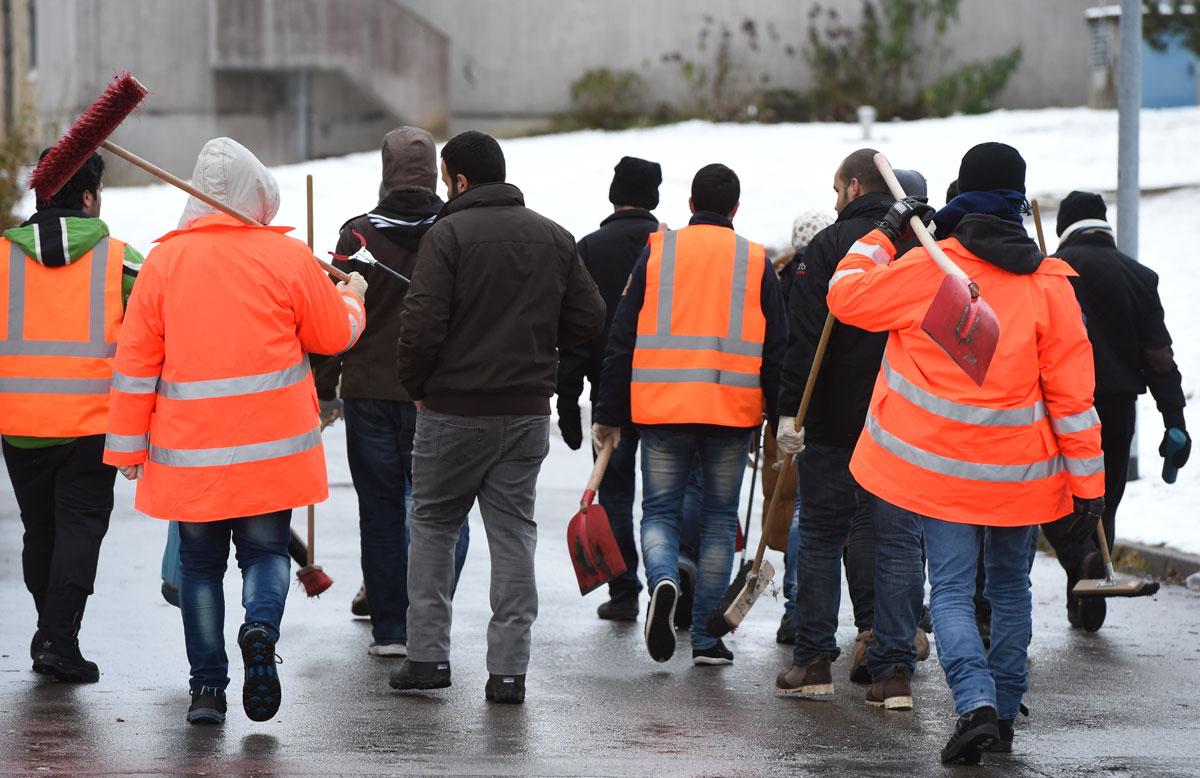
left=178, top=510, right=291, bottom=692
left=679, top=456, right=704, bottom=567
left=596, top=423, right=642, bottom=599
left=783, top=488, right=802, bottom=625
left=640, top=428, right=749, bottom=650
left=866, top=496, right=926, bottom=681
left=791, top=443, right=876, bottom=666
left=923, top=513, right=1034, bottom=719
left=344, top=399, right=468, bottom=644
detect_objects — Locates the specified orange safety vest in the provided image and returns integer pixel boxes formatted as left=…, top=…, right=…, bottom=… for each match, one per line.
left=0, top=236, right=125, bottom=437
left=103, top=214, right=365, bottom=522
left=827, top=229, right=1104, bottom=527
left=631, top=225, right=767, bottom=428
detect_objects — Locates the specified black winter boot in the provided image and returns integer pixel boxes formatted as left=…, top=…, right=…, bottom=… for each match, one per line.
left=238, top=623, right=282, bottom=722
left=941, top=705, right=999, bottom=764
left=485, top=673, right=525, bottom=704
left=32, top=634, right=99, bottom=683
left=390, top=660, right=452, bottom=691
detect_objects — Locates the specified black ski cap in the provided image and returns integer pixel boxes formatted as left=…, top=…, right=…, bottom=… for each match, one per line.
left=609, top=156, right=662, bottom=210
left=958, top=142, right=1026, bottom=194
left=1056, top=190, right=1108, bottom=236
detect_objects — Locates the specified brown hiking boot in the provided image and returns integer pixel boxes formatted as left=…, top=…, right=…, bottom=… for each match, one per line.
left=775, top=655, right=833, bottom=698
left=914, top=629, right=930, bottom=662
left=865, top=665, right=913, bottom=711
left=848, top=630, right=874, bottom=684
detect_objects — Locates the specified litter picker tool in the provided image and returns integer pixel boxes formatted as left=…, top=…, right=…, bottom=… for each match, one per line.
left=739, top=427, right=761, bottom=567
left=874, top=152, right=1001, bottom=386
left=706, top=311, right=835, bottom=638
left=1072, top=519, right=1160, bottom=599
left=330, top=230, right=412, bottom=285
left=568, top=438, right=628, bottom=595
left=27, top=72, right=351, bottom=284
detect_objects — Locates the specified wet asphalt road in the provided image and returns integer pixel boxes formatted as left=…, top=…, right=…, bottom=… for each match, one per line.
left=2, top=437, right=1199, bottom=777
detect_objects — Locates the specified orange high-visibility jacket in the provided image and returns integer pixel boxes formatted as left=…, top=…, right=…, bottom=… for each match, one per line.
left=102, top=214, right=365, bottom=522
left=826, top=228, right=1104, bottom=526
left=0, top=236, right=127, bottom=437
left=632, top=225, right=767, bottom=428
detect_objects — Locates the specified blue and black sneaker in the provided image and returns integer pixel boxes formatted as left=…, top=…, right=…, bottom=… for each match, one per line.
left=187, top=685, right=227, bottom=725
left=238, top=623, right=282, bottom=722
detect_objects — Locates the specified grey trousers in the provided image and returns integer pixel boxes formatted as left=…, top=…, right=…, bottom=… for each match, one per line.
left=406, top=409, right=549, bottom=675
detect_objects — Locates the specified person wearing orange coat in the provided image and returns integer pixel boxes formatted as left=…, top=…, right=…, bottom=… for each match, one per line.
left=827, top=143, right=1103, bottom=764
left=103, top=138, right=367, bottom=726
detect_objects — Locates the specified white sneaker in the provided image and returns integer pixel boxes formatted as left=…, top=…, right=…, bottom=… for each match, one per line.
left=367, top=641, right=407, bottom=658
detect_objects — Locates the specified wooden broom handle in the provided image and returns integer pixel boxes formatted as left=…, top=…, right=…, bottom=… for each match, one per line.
left=304, top=174, right=317, bottom=569
left=1031, top=199, right=1048, bottom=254
left=99, top=139, right=351, bottom=283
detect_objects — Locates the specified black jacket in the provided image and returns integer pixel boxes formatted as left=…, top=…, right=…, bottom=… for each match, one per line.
left=779, top=191, right=893, bottom=448
left=314, top=189, right=442, bottom=403
left=1058, top=230, right=1185, bottom=427
left=397, top=183, right=605, bottom=416
left=593, top=211, right=788, bottom=435
left=557, top=208, right=660, bottom=408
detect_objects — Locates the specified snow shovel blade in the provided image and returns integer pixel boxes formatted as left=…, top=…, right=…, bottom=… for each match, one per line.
left=1073, top=577, right=1160, bottom=598
left=920, top=275, right=1000, bottom=386
left=720, top=559, right=775, bottom=631
left=567, top=503, right=628, bottom=596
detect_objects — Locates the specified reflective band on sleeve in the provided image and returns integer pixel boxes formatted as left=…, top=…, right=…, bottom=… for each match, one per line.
left=1064, top=454, right=1104, bottom=476
left=149, top=427, right=322, bottom=468
left=105, top=432, right=148, bottom=452
left=883, top=362, right=1046, bottom=427
left=634, top=333, right=762, bottom=357
left=848, top=240, right=891, bottom=266
left=829, top=268, right=866, bottom=288
left=346, top=312, right=360, bottom=350
left=867, top=414, right=1063, bottom=483
left=0, top=376, right=110, bottom=394
left=632, top=367, right=760, bottom=388
left=1050, top=407, right=1100, bottom=435
left=111, top=371, right=160, bottom=394
left=157, top=361, right=309, bottom=400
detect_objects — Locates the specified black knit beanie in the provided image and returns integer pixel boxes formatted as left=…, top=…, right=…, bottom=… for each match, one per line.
left=609, top=156, right=662, bottom=210
left=957, top=142, right=1026, bottom=194
left=1056, top=190, right=1108, bottom=237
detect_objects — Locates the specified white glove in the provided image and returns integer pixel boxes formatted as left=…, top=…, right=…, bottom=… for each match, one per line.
left=776, top=417, right=806, bottom=458
left=592, top=423, right=622, bottom=453
left=338, top=271, right=368, bottom=303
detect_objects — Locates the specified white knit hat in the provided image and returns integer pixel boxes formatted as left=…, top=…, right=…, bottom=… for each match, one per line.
left=791, top=209, right=836, bottom=251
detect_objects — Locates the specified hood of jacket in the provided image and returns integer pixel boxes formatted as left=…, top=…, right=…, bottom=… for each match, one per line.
left=179, top=137, right=280, bottom=228
left=439, top=182, right=525, bottom=218
left=355, top=189, right=444, bottom=252
left=381, top=126, right=438, bottom=192
left=3, top=208, right=109, bottom=266
left=951, top=214, right=1044, bottom=275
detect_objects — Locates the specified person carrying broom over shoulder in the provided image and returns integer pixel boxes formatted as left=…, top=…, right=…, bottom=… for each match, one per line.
left=103, top=137, right=368, bottom=726
left=825, top=142, right=1104, bottom=764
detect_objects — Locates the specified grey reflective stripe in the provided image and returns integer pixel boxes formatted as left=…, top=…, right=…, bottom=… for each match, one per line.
left=634, top=333, right=763, bottom=357
left=0, top=376, right=110, bottom=394
left=105, top=432, right=148, bottom=452
left=631, top=367, right=760, bottom=388
left=88, top=238, right=110, bottom=344
left=149, top=427, right=322, bottom=468
left=726, top=237, right=750, bottom=342
left=158, top=361, right=309, bottom=400
left=1050, top=407, right=1100, bottom=435
left=0, top=340, right=115, bottom=357
left=866, top=414, right=1063, bottom=483
left=848, top=239, right=891, bottom=266
left=1064, top=454, right=1104, bottom=476
left=829, top=268, right=865, bottom=288
left=7, top=242, right=23, bottom=341
left=656, top=230, right=677, bottom=334
left=883, top=362, right=1046, bottom=427
left=112, top=371, right=159, bottom=394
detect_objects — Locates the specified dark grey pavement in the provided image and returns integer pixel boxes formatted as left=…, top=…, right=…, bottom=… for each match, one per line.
left=2, top=438, right=1199, bottom=777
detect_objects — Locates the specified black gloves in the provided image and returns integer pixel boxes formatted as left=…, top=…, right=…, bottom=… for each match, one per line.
left=1160, top=427, right=1191, bottom=469
left=1073, top=495, right=1106, bottom=525
left=558, top=402, right=583, bottom=450
left=877, top=197, right=935, bottom=245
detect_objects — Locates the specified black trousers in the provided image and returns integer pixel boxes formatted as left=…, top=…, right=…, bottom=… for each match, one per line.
left=3, top=434, right=115, bottom=640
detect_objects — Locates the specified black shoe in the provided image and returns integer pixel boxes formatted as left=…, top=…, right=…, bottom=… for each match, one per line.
left=485, top=673, right=526, bottom=704
left=987, top=718, right=1015, bottom=753
left=30, top=630, right=43, bottom=665
left=645, top=580, right=678, bottom=663
left=675, top=566, right=695, bottom=632
left=389, top=659, right=452, bottom=691
left=918, top=605, right=933, bottom=634
left=187, top=686, right=227, bottom=725
left=32, top=636, right=99, bottom=683
left=596, top=596, right=639, bottom=622
left=239, top=624, right=281, bottom=722
left=351, top=583, right=370, bottom=618
left=692, top=639, right=734, bottom=666
left=941, top=705, right=999, bottom=765
left=776, top=615, right=796, bottom=645
left=1075, top=552, right=1107, bottom=632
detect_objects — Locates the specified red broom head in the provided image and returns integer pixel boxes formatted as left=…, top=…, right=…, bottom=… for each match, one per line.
left=28, top=72, right=147, bottom=203
left=296, top=565, right=333, bottom=598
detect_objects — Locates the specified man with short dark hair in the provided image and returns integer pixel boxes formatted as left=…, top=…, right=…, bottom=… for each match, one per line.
left=593, top=163, right=787, bottom=667
left=556, top=156, right=663, bottom=622
left=1, top=151, right=142, bottom=683
left=393, top=131, right=605, bottom=703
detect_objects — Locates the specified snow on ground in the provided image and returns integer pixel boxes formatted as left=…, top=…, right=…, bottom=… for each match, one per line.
left=68, top=106, right=1200, bottom=555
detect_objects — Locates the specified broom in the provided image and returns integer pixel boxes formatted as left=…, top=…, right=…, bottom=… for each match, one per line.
left=706, top=311, right=835, bottom=638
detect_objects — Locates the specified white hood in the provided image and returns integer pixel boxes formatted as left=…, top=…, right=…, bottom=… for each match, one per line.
left=178, top=137, right=280, bottom=228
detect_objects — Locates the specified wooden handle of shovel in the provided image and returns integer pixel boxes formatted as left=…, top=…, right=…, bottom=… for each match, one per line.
left=1031, top=198, right=1048, bottom=254
left=100, top=139, right=351, bottom=283
left=582, top=438, right=615, bottom=511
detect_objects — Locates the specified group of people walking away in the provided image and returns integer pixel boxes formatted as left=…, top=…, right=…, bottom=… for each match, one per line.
left=1, top=118, right=1190, bottom=766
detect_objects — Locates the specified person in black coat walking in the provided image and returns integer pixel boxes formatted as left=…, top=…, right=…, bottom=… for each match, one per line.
left=1040, top=191, right=1190, bottom=632
left=557, top=156, right=663, bottom=620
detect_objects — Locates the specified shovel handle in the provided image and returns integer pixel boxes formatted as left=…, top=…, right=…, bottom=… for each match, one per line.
left=100, top=140, right=352, bottom=284
left=873, top=152, right=975, bottom=296
left=1031, top=198, right=1048, bottom=254
left=582, top=438, right=616, bottom=510
left=1093, top=518, right=1118, bottom=583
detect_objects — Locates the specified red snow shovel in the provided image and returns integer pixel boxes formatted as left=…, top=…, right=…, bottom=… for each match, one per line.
left=874, top=153, right=1000, bottom=386
left=568, top=438, right=627, bottom=595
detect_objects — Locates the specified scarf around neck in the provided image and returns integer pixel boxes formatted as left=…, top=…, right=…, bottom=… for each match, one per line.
left=933, top=189, right=1030, bottom=235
